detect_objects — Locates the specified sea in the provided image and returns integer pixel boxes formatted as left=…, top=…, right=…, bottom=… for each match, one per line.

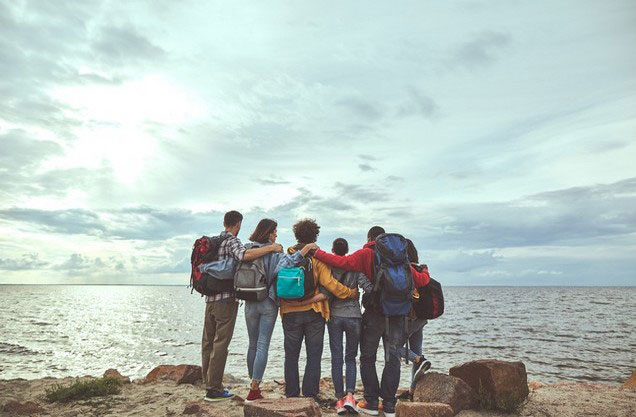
left=0, top=285, right=634, bottom=386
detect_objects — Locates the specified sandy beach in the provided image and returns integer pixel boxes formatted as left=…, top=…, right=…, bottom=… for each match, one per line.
left=1, top=370, right=635, bottom=417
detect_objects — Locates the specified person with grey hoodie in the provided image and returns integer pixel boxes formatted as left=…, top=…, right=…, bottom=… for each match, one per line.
left=327, top=238, right=373, bottom=414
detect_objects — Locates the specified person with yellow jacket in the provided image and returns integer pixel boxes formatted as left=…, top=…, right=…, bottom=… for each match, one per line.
left=280, top=218, right=359, bottom=399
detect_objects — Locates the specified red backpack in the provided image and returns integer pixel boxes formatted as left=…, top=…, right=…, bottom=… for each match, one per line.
left=190, top=234, right=231, bottom=296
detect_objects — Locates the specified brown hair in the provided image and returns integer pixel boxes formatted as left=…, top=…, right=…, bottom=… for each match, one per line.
left=406, top=238, right=419, bottom=264
left=224, top=210, right=243, bottom=227
left=293, top=218, right=320, bottom=244
left=249, top=218, right=278, bottom=243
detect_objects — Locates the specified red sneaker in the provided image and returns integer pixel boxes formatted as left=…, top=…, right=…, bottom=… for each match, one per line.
left=344, top=393, right=358, bottom=414
left=245, top=389, right=264, bottom=402
left=336, top=398, right=347, bottom=415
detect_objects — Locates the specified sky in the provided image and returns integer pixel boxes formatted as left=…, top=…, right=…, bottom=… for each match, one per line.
left=0, top=0, right=635, bottom=286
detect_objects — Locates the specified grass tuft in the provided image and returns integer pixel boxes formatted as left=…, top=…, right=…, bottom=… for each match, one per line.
left=45, top=377, right=123, bottom=403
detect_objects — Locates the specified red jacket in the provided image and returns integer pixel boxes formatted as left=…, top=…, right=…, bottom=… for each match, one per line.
left=313, top=241, right=431, bottom=288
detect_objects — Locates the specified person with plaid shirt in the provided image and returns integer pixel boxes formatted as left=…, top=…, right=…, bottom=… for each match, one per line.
left=202, top=210, right=283, bottom=402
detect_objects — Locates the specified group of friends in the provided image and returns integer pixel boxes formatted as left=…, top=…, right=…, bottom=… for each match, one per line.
left=199, top=210, right=433, bottom=417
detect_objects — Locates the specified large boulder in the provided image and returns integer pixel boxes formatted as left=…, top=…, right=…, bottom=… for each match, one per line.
left=103, top=368, right=131, bottom=384
left=243, top=398, right=321, bottom=417
left=142, top=364, right=202, bottom=385
left=2, top=400, right=44, bottom=415
left=396, top=401, right=455, bottom=417
left=624, top=370, right=636, bottom=389
left=449, top=359, right=529, bottom=411
left=412, top=372, right=478, bottom=414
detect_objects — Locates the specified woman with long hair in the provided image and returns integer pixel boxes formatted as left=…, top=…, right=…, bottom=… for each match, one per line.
left=243, top=219, right=317, bottom=402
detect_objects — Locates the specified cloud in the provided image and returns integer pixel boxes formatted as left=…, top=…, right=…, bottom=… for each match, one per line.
left=0, top=254, right=49, bottom=271
left=397, top=87, right=438, bottom=118
left=92, top=25, right=165, bottom=64
left=419, top=177, right=636, bottom=249
left=333, top=182, right=385, bottom=203
left=452, top=31, right=511, bottom=69
left=335, top=97, right=382, bottom=120
left=358, top=163, right=375, bottom=172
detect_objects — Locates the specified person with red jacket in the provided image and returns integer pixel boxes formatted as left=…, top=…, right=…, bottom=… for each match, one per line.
left=312, top=226, right=431, bottom=417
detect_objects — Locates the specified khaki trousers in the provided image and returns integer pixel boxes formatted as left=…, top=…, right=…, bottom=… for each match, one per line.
left=201, top=299, right=239, bottom=391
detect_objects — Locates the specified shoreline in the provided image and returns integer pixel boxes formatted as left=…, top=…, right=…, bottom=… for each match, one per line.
left=1, top=367, right=634, bottom=417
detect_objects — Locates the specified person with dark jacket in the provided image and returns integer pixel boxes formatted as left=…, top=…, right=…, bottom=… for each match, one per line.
left=312, top=226, right=431, bottom=417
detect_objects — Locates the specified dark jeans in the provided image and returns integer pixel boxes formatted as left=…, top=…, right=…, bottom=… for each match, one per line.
left=327, top=316, right=361, bottom=398
left=282, top=310, right=325, bottom=398
left=359, top=309, right=407, bottom=412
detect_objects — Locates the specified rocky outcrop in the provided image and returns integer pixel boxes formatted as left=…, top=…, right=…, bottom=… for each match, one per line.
left=396, top=401, right=455, bottom=417
left=412, top=372, right=478, bottom=414
left=243, top=398, right=321, bottom=417
left=142, top=364, right=202, bottom=385
left=182, top=401, right=232, bottom=416
left=624, top=370, right=636, bottom=389
left=2, top=400, right=44, bottom=415
left=449, top=359, right=529, bottom=411
left=103, top=368, right=131, bottom=384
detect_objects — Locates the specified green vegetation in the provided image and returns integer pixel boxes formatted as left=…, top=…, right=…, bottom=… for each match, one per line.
left=45, top=377, right=123, bottom=403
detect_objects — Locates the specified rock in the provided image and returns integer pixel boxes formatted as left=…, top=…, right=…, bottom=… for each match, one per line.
left=181, top=401, right=232, bottom=417
left=396, top=401, right=455, bottom=417
left=449, top=359, right=529, bottom=411
left=2, top=400, right=44, bottom=415
left=183, top=402, right=201, bottom=415
left=143, top=364, right=202, bottom=385
left=103, top=368, right=131, bottom=384
left=412, top=372, right=478, bottom=414
left=243, top=397, right=321, bottom=417
left=624, top=370, right=636, bottom=389
left=528, top=380, right=545, bottom=391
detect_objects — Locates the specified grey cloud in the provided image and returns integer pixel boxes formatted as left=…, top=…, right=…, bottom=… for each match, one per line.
left=0, top=253, right=49, bottom=271
left=452, top=31, right=511, bottom=69
left=386, top=175, right=403, bottom=182
left=335, top=97, right=382, bottom=120
left=358, top=154, right=378, bottom=161
left=255, top=177, right=291, bottom=186
left=437, top=250, right=500, bottom=273
left=397, top=87, right=438, bottom=118
left=334, top=182, right=385, bottom=203
left=358, top=163, right=375, bottom=172
left=419, top=177, right=636, bottom=249
left=0, top=207, right=224, bottom=241
left=0, top=130, right=63, bottom=171
left=92, top=25, right=165, bottom=64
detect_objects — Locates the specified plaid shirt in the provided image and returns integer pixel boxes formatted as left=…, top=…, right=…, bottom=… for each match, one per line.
left=205, top=231, right=247, bottom=303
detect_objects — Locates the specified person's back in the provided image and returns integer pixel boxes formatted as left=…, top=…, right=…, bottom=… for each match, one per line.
left=327, top=238, right=373, bottom=413
left=279, top=219, right=358, bottom=399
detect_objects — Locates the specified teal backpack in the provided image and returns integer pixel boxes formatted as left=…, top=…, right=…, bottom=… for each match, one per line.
left=276, top=257, right=315, bottom=300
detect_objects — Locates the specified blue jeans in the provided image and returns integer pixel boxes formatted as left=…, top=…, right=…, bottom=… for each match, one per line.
left=245, top=297, right=278, bottom=383
left=282, top=310, right=325, bottom=398
left=327, top=316, right=361, bottom=398
left=359, top=309, right=407, bottom=413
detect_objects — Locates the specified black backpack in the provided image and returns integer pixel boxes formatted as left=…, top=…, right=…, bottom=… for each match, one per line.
left=411, top=265, right=444, bottom=319
left=189, top=234, right=232, bottom=296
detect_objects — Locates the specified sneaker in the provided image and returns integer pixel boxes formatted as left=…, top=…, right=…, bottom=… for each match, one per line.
left=356, top=400, right=380, bottom=416
left=413, top=358, right=432, bottom=384
left=383, top=408, right=396, bottom=417
left=245, top=389, right=264, bottom=402
left=336, top=398, right=347, bottom=415
left=344, top=393, right=358, bottom=414
left=203, top=389, right=233, bottom=402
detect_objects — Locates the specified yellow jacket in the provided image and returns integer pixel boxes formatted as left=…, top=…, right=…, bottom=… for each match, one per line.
left=279, top=246, right=358, bottom=321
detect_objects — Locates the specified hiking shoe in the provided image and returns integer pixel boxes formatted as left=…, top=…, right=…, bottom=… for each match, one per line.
left=356, top=400, right=380, bottom=416
left=344, top=393, right=358, bottom=414
left=336, top=398, right=347, bottom=415
left=245, top=389, right=264, bottom=402
left=383, top=408, right=396, bottom=417
left=203, top=389, right=233, bottom=402
left=413, top=358, right=432, bottom=384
